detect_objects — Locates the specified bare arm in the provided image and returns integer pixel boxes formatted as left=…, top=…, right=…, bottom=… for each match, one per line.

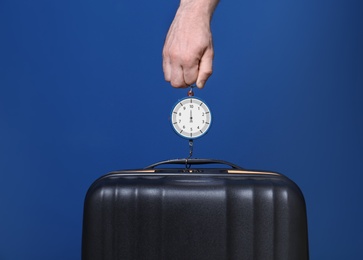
left=163, top=0, right=220, bottom=89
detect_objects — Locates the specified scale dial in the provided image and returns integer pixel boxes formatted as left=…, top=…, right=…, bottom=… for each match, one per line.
left=171, top=97, right=212, bottom=139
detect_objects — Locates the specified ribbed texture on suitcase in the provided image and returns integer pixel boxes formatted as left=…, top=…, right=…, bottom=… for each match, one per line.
left=82, top=174, right=308, bottom=260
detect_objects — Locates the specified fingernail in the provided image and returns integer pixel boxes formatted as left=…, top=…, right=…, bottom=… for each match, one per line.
left=197, top=81, right=205, bottom=89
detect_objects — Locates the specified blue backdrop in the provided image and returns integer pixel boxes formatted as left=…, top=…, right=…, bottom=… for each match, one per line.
left=1, top=0, right=362, bottom=259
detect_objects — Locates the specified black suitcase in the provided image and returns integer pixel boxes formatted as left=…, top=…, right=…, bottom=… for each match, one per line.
left=82, top=159, right=309, bottom=260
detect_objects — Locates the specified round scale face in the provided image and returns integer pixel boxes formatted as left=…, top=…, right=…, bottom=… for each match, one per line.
left=171, top=97, right=212, bottom=139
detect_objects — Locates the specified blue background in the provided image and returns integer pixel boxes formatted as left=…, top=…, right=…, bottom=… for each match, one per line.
left=1, top=0, right=362, bottom=259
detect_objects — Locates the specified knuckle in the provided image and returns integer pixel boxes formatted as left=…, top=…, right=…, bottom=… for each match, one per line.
left=181, top=56, right=196, bottom=67
left=168, top=51, right=181, bottom=62
left=169, top=53, right=196, bottom=68
left=202, top=69, right=213, bottom=77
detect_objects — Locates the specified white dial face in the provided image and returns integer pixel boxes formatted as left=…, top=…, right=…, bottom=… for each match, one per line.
left=171, top=97, right=212, bottom=139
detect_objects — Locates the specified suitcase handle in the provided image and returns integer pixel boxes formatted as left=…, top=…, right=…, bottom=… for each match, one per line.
left=145, top=158, right=244, bottom=170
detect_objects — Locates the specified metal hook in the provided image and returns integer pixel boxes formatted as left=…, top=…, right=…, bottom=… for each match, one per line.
left=185, top=139, right=194, bottom=169
left=187, top=85, right=195, bottom=97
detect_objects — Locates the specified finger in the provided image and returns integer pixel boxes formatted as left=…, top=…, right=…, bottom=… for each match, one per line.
left=163, top=55, right=171, bottom=82
left=170, top=65, right=188, bottom=88
left=163, top=61, right=171, bottom=82
left=183, top=63, right=199, bottom=86
left=196, top=48, right=213, bottom=89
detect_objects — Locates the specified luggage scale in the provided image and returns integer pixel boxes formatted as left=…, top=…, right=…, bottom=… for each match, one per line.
left=170, top=86, right=212, bottom=166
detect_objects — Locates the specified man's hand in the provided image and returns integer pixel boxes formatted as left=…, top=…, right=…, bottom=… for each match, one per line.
left=163, top=0, right=219, bottom=89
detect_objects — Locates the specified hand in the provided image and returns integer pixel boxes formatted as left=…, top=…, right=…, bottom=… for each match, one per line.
left=163, top=0, right=219, bottom=89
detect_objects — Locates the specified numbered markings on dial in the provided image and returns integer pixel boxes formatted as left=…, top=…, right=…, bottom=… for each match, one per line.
left=171, top=97, right=212, bottom=139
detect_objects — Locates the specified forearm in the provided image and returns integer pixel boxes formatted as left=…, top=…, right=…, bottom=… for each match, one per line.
left=178, top=0, right=220, bottom=21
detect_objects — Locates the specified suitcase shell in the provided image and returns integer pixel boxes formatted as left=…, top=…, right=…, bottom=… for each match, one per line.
left=82, top=159, right=309, bottom=260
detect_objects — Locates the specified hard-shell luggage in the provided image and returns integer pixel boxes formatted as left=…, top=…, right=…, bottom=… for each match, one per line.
left=82, top=159, right=309, bottom=260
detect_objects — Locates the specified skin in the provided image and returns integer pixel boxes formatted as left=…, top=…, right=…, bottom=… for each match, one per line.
left=163, top=0, right=220, bottom=89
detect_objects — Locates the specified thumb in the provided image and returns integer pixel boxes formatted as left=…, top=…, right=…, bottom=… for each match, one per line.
left=196, top=48, right=214, bottom=89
